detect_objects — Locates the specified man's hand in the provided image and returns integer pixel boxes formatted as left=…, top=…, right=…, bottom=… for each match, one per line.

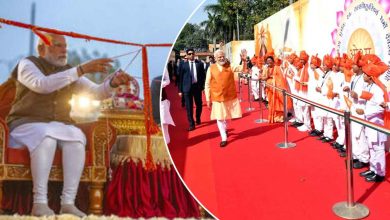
left=350, top=91, right=358, bottom=99
left=207, top=101, right=211, bottom=109
left=343, top=86, right=350, bottom=92
left=356, top=108, right=365, bottom=115
left=178, top=93, right=182, bottom=97
left=380, top=102, right=388, bottom=109
left=79, top=58, right=113, bottom=76
left=110, top=70, right=132, bottom=88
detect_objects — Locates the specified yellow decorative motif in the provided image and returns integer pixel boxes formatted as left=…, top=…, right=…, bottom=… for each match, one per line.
left=92, top=167, right=107, bottom=182
left=99, top=109, right=146, bottom=135
left=6, top=166, right=31, bottom=179
left=93, top=122, right=114, bottom=167
left=80, top=168, right=91, bottom=182
left=48, top=167, right=63, bottom=180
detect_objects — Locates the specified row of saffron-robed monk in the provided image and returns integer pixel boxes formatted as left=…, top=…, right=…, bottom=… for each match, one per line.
left=176, top=47, right=390, bottom=183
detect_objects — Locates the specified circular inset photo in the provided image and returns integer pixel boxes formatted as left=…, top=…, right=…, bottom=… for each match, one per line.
left=162, top=0, right=390, bottom=219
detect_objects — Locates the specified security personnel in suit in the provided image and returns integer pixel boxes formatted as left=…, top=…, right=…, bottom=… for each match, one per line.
left=178, top=48, right=206, bottom=131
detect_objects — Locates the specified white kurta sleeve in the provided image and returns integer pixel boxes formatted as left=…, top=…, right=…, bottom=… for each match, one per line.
left=162, top=68, right=170, bottom=88
left=365, top=85, right=384, bottom=120
left=293, top=69, right=301, bottom=83
left=332, top=72, right=343, bottom=95
left=251, top=66, right=260, bottom=79
left=18, top=58, right=79, bottom=94
left=204, top=68, right=212, bottom=102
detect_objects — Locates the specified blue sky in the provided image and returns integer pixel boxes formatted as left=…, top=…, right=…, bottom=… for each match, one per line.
left=0, top=0, right=206, bottom=88
left=188, top=0, right=216, bottom=24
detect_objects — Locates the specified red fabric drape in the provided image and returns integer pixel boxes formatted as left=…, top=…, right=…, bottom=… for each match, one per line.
left=2, top=163, right=201, bottom=218
left=104, top=161, right=201, bottom=218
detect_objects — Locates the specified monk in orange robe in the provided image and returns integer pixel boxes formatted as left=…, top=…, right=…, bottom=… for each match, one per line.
left=261, top=55, right=292, bottom=123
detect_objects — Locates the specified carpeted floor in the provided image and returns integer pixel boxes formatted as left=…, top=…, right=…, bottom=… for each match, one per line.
left=166, top=82, right=390, bottom=220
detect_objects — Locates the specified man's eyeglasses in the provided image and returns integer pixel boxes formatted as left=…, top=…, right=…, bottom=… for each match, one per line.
left=187, top=53, right=194, bottom=55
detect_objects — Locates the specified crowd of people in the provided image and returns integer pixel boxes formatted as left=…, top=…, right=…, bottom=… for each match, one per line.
left=167, top=49, right=242, bottom=147
left=248, top=50, right=389, bottom=183
left=167, top=47, right=390, bottom=183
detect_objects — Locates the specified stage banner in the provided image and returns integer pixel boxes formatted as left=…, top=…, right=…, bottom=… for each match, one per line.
left=254, top=0, right=390, bottom=82
left=225, top=40, right=254, bottom=66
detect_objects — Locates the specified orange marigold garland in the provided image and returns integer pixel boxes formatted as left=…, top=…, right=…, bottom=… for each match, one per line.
left=142, top=46, right=160, bottom=171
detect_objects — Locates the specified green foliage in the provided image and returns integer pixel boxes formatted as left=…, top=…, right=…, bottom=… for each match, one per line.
left=200, top=0, right=297, bottom=44
left=174, top=23, right=208, bottom=52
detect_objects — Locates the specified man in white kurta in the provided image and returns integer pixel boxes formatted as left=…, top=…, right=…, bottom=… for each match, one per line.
left=161, top=67, right=175, bottom=144
left=294, top=51, right=311, bottom=132
left=284, top=55, right=299, bottom=123
left=357, top=55, right=388, bottom=182
left=344, top=56, right=369, bottom=168
left=330, top=59, right=346, bottom=151
left=7, top=33, right=131, bottom=217
left=290, top=58, right=304, bottom=126
left=357, top=79, right=386, bottom=182
left=308, top=55, right=325, bottom=136
left=316, top=55, right=335, bottom=143
left=205, top=50, right=242, bottom=147
left=251, top=62, right=261, bottom=101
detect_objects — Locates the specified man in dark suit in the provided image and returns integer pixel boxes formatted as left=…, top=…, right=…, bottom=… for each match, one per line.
left=178, top=48, right=205, bottom=131
left=205, top=55, right=215, bottom=72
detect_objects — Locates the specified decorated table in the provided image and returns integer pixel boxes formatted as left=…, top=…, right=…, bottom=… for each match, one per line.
left=100, top=109, right=200, bottom=219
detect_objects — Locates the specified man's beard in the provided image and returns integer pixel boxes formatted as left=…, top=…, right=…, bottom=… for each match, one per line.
left=44, top=55, right=67, bottom=67
left=217, top=60, right=225, bottom=66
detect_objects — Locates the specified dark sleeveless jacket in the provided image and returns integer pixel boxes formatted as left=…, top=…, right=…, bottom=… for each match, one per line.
left=6, top=56, right=76, bottom=130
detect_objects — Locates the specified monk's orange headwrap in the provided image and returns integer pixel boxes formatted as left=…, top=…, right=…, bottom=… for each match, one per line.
left=340, top=53, right=353, bottom=82
left=310, top=55, right=322, bottom=68
left=323, top=54, right=333, bottom=69
left=333, top=54, right=341, bottom=67
left=287, top=53, right=297, bottom=64
left=341, top=53, right=353, bottom=70
left=353, top=51, right=364, bottom=67
left=299, top=51, right=309, bottom=63
left=265, top=51, right=275, bottom=61
left=251, top=55, right=258, bottom=65
left=293, top=57, right=303, bottom=69
left=361, top=54, right=389, bottom=78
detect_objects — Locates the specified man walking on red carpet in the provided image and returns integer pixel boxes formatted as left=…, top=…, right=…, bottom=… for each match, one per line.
left=205, top=50, right=242, bottom=147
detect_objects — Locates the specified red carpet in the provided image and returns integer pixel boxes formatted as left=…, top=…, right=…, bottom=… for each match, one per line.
left=166, top=82, right=390, bottom=220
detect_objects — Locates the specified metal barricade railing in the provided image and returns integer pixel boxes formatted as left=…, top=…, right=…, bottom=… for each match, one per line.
left=246, top=76, right=255, bottom=112
left=252, top=78, right=268, bottom=124
left=237, top=72, right=242, bottom=102
left=261, top=81, right=296, bottom=148
left=238, top=72, right=255, bottom=111
left=262, top=79, right=390, bottom=219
